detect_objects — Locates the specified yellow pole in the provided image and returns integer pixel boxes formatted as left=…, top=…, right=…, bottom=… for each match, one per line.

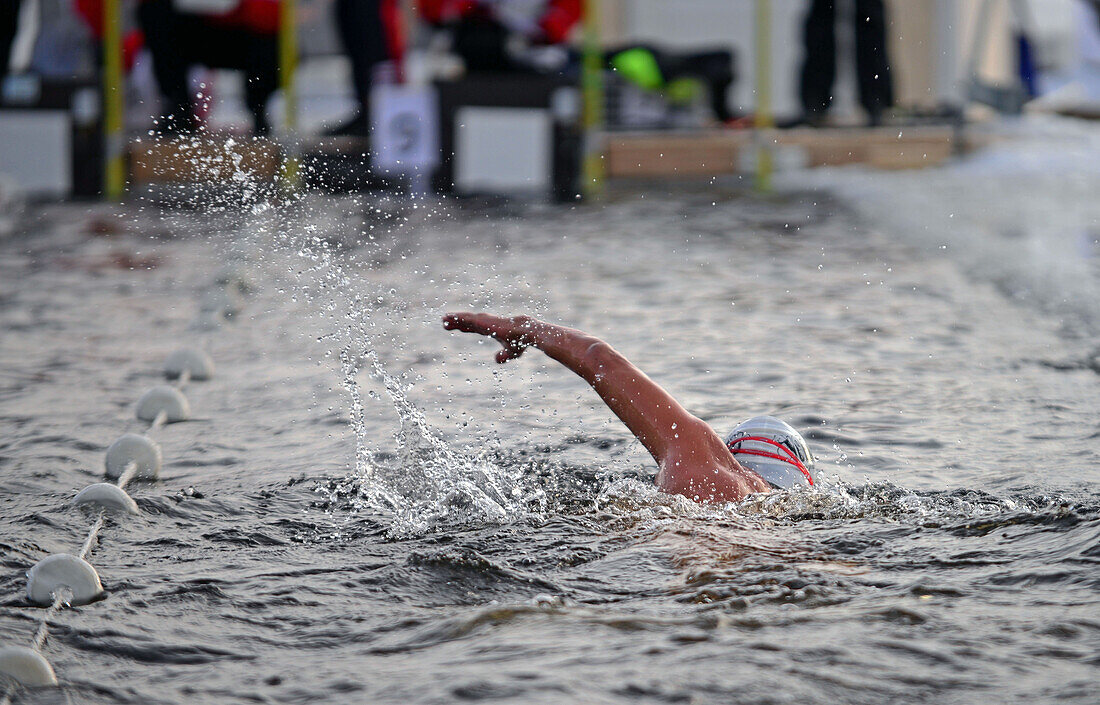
left=754, top=0, right=773, bottom=192
left=279, top=0, right=299, bottom=187
left=580, top=0, right=604, bottom=200
left=102, top=0, right=124, bottom=199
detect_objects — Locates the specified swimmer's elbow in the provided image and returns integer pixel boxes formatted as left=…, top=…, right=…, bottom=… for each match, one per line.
left=582, top=340, right=621, bottom=374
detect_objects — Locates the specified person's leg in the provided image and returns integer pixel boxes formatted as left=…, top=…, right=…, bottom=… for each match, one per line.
left=138, top=0, right=199, bottom=130
left=452, top=14, right=513, bottom=73
left=799, top=0, right=836, bottom=121
left=242, top=34, right=279, bottom=135
left=0, top=0, right=22, bottom=78
left=191, top=24, right=277, bottom=135
left=853, top=0, right=893, bottom=124
left=335, top=0, right=386, bottom=130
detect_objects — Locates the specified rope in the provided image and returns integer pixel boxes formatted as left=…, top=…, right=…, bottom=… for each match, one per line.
left=1, top=676, right=17, bottom=704
left=2, top=360, right=198, bottom=702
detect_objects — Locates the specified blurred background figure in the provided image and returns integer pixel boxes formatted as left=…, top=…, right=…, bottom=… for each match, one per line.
left=799, top=0, right=894, bottom=126
left=419, top=0, right=580, bottom=73
left=605, top=45, right=737, bottom=125
left=137, top=0, right=279, bottom=134
left=74, top=0, right=145, bottom=73
left=327, top=0, right=404, bottom=136
left=1, top=0, right=22, bottom=79
left=417, top=1, right=734, bottom=125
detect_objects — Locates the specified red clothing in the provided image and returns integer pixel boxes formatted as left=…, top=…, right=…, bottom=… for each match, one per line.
left=418, top=0, right=478, bottom=24
left=380, top=0, right=406, bottom=69
left=419, top=0, right=581, bottom=44
left=77, top=0, right=279, bottom=37
left=208, top=0, right=279, bottom=35
left=75, top=0, right=280, bottom=70
left=77, top=0, right=405, bottom=77
left=74, top=0, right=144, bottom=69
left=537, top=0, right=580, bottom=43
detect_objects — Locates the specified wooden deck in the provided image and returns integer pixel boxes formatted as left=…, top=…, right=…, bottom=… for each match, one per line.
left=604, top=125, right=977, bottom=179
left=127, top=124, right=981, bottom=191
left=130, top=136, right=282, bottom=184
left=128, top=135, right=383, bottom=190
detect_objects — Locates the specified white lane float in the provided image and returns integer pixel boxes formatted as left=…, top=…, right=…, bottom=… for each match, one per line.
left=0, top=646, right=57, bottom=687
left=73, top=484, right=139, bottom=514
left=164, top=347, right=214, bottom=381
left=105, top=433, right=162, bottom=481
left=26, top=555, right=103, bottom=607
left=214, top=264, right=254, bottom=295
left=135, top=386, right=190, bottom=424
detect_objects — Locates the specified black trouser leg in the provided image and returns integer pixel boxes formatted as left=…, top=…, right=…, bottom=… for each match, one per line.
left=799, top=0, right=836, bottom=117
left=242, top=35, right=278, bottom=134
left=453, top=15, right=512, bottom=73
left=140, top=0, right=277, bottom=134
left=138, top=0, right=198, bottom=127
left=336, top=0, right=386, bottom=115
left=0, top=0, right=21, bottom=78
left=853, top=0, right=893, bottom=119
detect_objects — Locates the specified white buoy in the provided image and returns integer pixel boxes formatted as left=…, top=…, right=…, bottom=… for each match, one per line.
left=0, top=646, right=57, bottom=687
left=199, top=287, right=241, bottom=319
left=73, top=484, right=139, bottom=514
left=105, top=433, right=162, bottom=480
left=214, top=265, right=254, bottom=294
left=26, top=554, right=103, bottom=607
left=135, top=386, right=190, bottom=423
left=164, top=347, right=214, bottom=381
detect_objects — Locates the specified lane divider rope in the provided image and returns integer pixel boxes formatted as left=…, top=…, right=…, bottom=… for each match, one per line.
left=1, top=269, right=246, bottom=702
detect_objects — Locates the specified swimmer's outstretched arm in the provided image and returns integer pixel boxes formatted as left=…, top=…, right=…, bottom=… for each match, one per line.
left=443, top=313, right=770, bottom=503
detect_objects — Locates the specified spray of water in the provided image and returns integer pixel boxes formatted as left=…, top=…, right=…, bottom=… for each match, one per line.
left=258, top=187, right=538, bottom=536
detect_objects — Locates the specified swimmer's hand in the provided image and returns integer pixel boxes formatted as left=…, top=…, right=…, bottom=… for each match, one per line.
left=442, top=313, right=538, bottom=364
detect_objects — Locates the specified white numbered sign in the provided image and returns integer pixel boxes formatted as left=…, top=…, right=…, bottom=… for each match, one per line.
left=370, top=85, right=439, bottom=174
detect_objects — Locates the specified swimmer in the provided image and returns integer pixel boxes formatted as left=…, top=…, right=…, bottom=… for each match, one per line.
left=443, top=313, right=816, bottom=504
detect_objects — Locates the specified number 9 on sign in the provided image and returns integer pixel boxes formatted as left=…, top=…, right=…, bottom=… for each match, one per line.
left=371, top=85, right=439, bottom=173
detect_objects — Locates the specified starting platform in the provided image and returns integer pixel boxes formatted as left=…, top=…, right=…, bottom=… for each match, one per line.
left=126, top=124, right=983, bottom=195
left=604, top=125, right=979, bottom=179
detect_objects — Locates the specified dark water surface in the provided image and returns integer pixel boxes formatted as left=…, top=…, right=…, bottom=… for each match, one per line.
left=2, top=158, right=1099, bottom=703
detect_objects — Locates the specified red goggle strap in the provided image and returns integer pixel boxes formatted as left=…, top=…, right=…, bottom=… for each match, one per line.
left=727, top=435, right=814, bottom=486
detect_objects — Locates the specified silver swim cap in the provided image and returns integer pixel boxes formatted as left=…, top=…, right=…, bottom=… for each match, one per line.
left=725, top=415, right=815, bottom=488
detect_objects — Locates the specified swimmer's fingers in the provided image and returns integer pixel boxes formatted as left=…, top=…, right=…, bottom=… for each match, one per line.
left=444, top=312, right=531, bottom=363
left=442, top=312, right=504, bottom=337
left=442, top=312, right=480, bottom=333
left=443, top=312, right=528, bottom=342
left=495, top=343, right=527, bottom=364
